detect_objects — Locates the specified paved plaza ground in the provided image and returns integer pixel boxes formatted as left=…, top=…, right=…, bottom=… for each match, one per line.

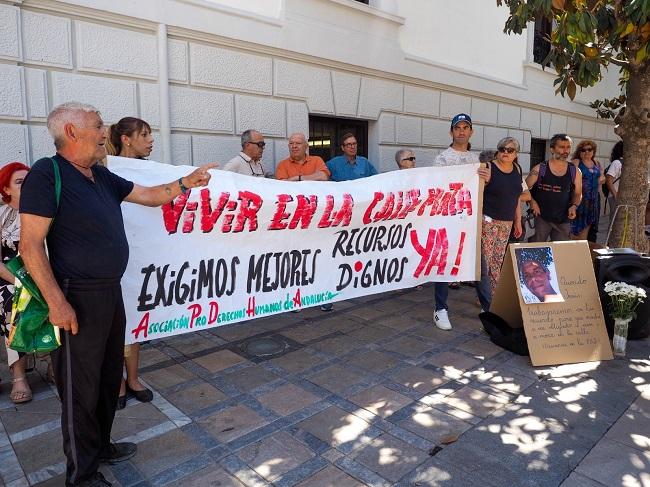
left=0, top=280, right=648, bottom=487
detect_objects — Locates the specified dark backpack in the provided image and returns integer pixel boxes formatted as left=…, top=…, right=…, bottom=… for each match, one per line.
left=537, top=160, right=577, bottom=186
left=602, top=164, right=619, bottom=198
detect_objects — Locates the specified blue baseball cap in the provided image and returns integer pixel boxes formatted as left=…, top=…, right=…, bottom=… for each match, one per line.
left=451, top=113, right=472, bottom=128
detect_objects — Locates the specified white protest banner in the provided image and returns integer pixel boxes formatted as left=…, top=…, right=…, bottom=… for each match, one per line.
left=108, top=157, right=481, bottom=344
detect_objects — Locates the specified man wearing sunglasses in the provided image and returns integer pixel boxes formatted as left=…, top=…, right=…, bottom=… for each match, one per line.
left=395, top=149, right=416, bottom=169
left=326, top=133, right=378, bottom=181
left=223, top=129, right=267, bottom=177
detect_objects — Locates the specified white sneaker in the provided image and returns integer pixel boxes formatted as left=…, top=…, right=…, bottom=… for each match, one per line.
left=434, top=309, right=452, bottom=330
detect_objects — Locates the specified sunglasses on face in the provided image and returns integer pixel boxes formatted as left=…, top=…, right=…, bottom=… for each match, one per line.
left=248, top=141, right=266, bottom=148
left=580, top=147, right=594, bottom=152
left=401, top=156, right=416, bottom=162
left=498, top=147, right=516, bottom=154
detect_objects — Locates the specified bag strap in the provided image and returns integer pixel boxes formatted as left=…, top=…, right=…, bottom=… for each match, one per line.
left=47, top=157, right=62, bottom=233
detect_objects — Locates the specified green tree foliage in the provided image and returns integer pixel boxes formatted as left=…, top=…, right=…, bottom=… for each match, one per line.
left=497, top=0, right=650, bottom=251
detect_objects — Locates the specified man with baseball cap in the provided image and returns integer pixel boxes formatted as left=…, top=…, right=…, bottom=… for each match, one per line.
left=431, top=113, right=489, bottom=330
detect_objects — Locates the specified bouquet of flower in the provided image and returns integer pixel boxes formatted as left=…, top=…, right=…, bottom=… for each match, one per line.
left=603, top=281, right=646, bottom=320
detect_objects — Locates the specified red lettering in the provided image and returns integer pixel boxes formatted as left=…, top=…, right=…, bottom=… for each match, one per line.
left=318, top=195, right=335, bottom=228
left=182, top=212, right=195, bottom=233
left=131, top=312, right=149, bottom=339
left=233, top=191, right=263, bottom=232
left=373, top=192, right=395, bottom=222
left=362, top=192, right=384, bottom=224
left=247, top=296, right=256, bottom=317
left=410, top=228, right=449, bottom=277
left=397, top=189, right=421, bottom=219
left=289, top=195, right=318, bottom=229
left=456, top=188, right=473, bottom=216
left=268, top=194, right=293, bottom=230
left=450, top=231, right=466, bottom=276
left=417, top=188, right=444, bottom=216
left=331, top=193, right=354, bottom=227
left=389, top=191, right=404, bottom=220
left=200, top=190, right=230, bottom=233
left=410, top=228, right=436, bottom=278
left=161, top=192, right=190, bottom=234
left=292, top=288, right=301, bottom=308
left=208, top=301, right=219, bottom=324
left=187, top=304, right=202, bottom=328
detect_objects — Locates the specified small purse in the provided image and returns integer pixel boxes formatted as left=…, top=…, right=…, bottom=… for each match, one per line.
left=6, top=158, right=62, bottom=353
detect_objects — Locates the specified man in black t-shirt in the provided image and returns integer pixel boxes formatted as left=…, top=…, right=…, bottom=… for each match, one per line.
left=19, top=102, right=217, bottom=487
left=525, top=134, right=582, bottom=242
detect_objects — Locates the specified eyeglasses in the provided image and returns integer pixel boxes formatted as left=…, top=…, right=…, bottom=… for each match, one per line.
left=401, top=156, right=416, bottom=162
left=343, top=142, right=357, bottom=147
left=247, top=141, right=266, bottom=148
left=498, top=147, right=517, bottom=154
left=580, top=147, right=594, bottom=152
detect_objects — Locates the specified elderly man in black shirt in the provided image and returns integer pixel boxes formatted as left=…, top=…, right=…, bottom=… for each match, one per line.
left=19, top=102, right=216, bottom=487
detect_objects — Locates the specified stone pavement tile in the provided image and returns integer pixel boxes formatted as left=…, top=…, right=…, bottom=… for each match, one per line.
left=499, top=354, right=541, bottom=380
left=394, top=457, right=499, bottom=487
left=559, top=472, right=608, bottom=487
left=343, top=350, right=400, bottom=373
left=350, top=433, right=429, bottom=482
left=456, top=338, right=502, bottom=360
left=441, top=385, right=511, bottom=418
left=169, top=332, right=226, bottom=356
left=0, top=409, right=60, bottom=437
left=408, top=324, right=462, bottom=344
left=256, top=383, right=320, bottom=417
left=215, top=322, right=265, bottom=342
left=238, top=430, right=315, bottom=481
left=295, top=464, right=365, bottom=487
left=392, top=404, right=472, bottom=445
left=310, top=336, right=365, bottom=357
left=165, top=382, right=228, bottom=415
left=381, top=335, right=434, bottom=358
left=387, top=365, right=450, bottom=395
left=347, top=305, right=390, bottom=322
left=281, top=324, right=336, bottom=344
left=465, top=365, right=538, bottom=396
left=376, top=314, right=422, bottom=332
left=165, top=463, right=246, bottom=486
left=316, top=317, right=365, bottom=335
left=296, top=406, right=373, bottom=451
left=130, top=428, right=203, bottom=478
left=269, top=349, right=326, bottom=374
left=111, top=402, right=168, bottom=440
left=12, top=429, right=64, bottom=477
left=223, top=364, right=281, bottom=393
left=575, top=438, right=650, bottom=487
left=307, top=365, right=366, bottom=395
left=405, top=304, right=436, bottom=322
left=347, top=384, right=412, bottom=419
left=141, top=363, right=197, bottom=390
left=604, top=402, right=650, bottom=452
left=346, top=324, right=396, bottom=343
left=198, top=404, right=269, bottom=443
left=372, top=298, right=414, bottom=314
left=193, top=349, right=249, bottom=374
left=138, top=346, right=171, bottom=368
left=427, top=350, right=481, bottom=378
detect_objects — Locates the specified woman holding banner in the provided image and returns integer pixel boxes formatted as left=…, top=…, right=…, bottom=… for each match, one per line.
left=477, top=137, right=530, bottom=311
left=0, top=162, right=35, bottom=403
left=106, top=117, right=155, bottom=409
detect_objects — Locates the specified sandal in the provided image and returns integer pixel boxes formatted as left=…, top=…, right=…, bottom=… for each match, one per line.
left=10, top=377, right=33, bottom=404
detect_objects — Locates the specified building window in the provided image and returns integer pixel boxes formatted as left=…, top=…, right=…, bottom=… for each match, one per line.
left=308, top=116, right=368, bottom=162
left=533, top=17, right=552, bottom=65
left=530, top=138, right=547, bottom=168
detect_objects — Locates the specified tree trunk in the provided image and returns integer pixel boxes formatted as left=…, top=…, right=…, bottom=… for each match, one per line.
left=608, top=61, right=650, bottom=253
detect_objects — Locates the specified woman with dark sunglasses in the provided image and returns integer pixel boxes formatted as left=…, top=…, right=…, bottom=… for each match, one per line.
left=570, top=139, right=604, bottom=241
left=477, top=137, right=530, bottom=311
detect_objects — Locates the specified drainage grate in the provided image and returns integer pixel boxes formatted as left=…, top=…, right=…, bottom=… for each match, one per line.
left=241, top=336, right=288, bottom=357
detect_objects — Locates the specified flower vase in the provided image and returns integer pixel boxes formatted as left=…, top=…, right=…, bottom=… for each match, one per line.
left=612, top=317, right=632, bottom=357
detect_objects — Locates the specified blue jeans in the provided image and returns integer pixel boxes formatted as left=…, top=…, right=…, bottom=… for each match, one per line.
left=434, top=282, right=448, bottom=311
left=476, top=253, right=491, bottom=311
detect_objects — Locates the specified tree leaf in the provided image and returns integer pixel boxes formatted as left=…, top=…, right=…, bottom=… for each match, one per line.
left=567, top=78, right=577, bottom=99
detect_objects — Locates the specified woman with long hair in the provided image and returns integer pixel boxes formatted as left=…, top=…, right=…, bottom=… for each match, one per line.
left=570, top=140, right=604, bottom=241
left=477, top=137, right=530, bottom=311
left=105, top=117, right=154, bottom=409
left=0, top=162, right=33, bottom=403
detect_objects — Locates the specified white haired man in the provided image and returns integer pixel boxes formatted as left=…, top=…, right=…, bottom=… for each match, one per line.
left=19, top=102, right=216, bottom=487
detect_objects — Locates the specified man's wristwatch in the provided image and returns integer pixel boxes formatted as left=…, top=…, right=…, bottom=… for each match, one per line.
left=178, top=177, right=189, bottom=194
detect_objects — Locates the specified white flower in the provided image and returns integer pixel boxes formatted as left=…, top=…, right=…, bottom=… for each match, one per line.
left=603, top=281, right=647, bottom=320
